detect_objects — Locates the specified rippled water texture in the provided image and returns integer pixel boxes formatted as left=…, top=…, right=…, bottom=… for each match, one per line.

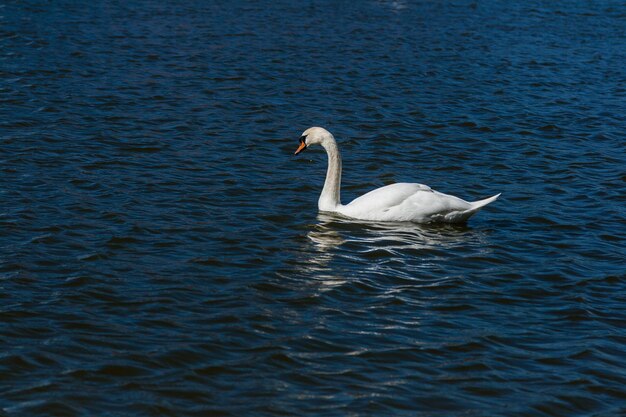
left=1, top=1, right=626, bottom=415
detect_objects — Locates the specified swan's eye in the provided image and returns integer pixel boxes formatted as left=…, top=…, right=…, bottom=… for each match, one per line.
left=299, top=135, right=307, bottom=145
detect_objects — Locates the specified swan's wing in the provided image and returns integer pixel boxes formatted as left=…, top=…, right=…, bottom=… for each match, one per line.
left=340, top=182, right=473, bottom=222
left=345, top=183, right=432, bottom=212
left=399, top=189, right=472, bottom=222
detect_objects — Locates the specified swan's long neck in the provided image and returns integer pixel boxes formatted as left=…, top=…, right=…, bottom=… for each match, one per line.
left=319, top=138, right=342, bottom=212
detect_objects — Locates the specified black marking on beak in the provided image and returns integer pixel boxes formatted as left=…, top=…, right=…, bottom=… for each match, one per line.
left=294, top=135, right=308, bottom=156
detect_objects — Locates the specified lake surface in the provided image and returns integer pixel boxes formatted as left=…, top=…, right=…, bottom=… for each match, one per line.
left=1, top=0, right=625, bottom=415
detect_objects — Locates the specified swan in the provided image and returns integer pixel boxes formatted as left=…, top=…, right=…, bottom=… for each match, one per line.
left=293, top=127, right=500, bottom=223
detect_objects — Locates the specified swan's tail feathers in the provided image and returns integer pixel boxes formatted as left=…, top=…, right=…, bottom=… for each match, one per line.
left=469, top=193, right=501, bottom=211
left=445, top=193, right=501, bottom=223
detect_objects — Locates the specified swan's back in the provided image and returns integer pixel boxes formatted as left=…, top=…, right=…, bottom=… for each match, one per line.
left=347, top=183, right=432, bottom=211
left=338, top=182, right=498, bottom=223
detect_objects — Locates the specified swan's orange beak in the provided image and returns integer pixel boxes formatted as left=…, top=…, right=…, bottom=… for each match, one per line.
left=294, top=141, right=307, bottom=155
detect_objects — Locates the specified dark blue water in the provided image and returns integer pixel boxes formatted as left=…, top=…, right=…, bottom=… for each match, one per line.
left=2, top=1, right=626, bottom=415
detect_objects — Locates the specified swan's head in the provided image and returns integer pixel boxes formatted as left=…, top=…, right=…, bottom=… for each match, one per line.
left=294, top=127, right=334, bottom=155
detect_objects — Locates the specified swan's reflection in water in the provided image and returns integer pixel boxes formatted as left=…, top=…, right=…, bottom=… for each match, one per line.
left=306, top=220, right=346, bottom=252
left=302, top=215, right=347, bottom=290
left=303, top=213, right=489, bottom=290
left=308, top=212, right=479, bottom=251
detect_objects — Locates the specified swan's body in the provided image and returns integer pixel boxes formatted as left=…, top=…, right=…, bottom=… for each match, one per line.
left=294, top=127, right=500, bottom=224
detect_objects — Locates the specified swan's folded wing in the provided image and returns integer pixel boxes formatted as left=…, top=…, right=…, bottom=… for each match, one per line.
left=340, top=182, right=473, bottom=222
left=402, top=190, right=472, bottom=221
left=340, top=183, right=431, bottom=219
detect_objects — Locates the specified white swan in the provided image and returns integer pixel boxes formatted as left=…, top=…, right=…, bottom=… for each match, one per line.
left=294, top=127, right=500, bottom=224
